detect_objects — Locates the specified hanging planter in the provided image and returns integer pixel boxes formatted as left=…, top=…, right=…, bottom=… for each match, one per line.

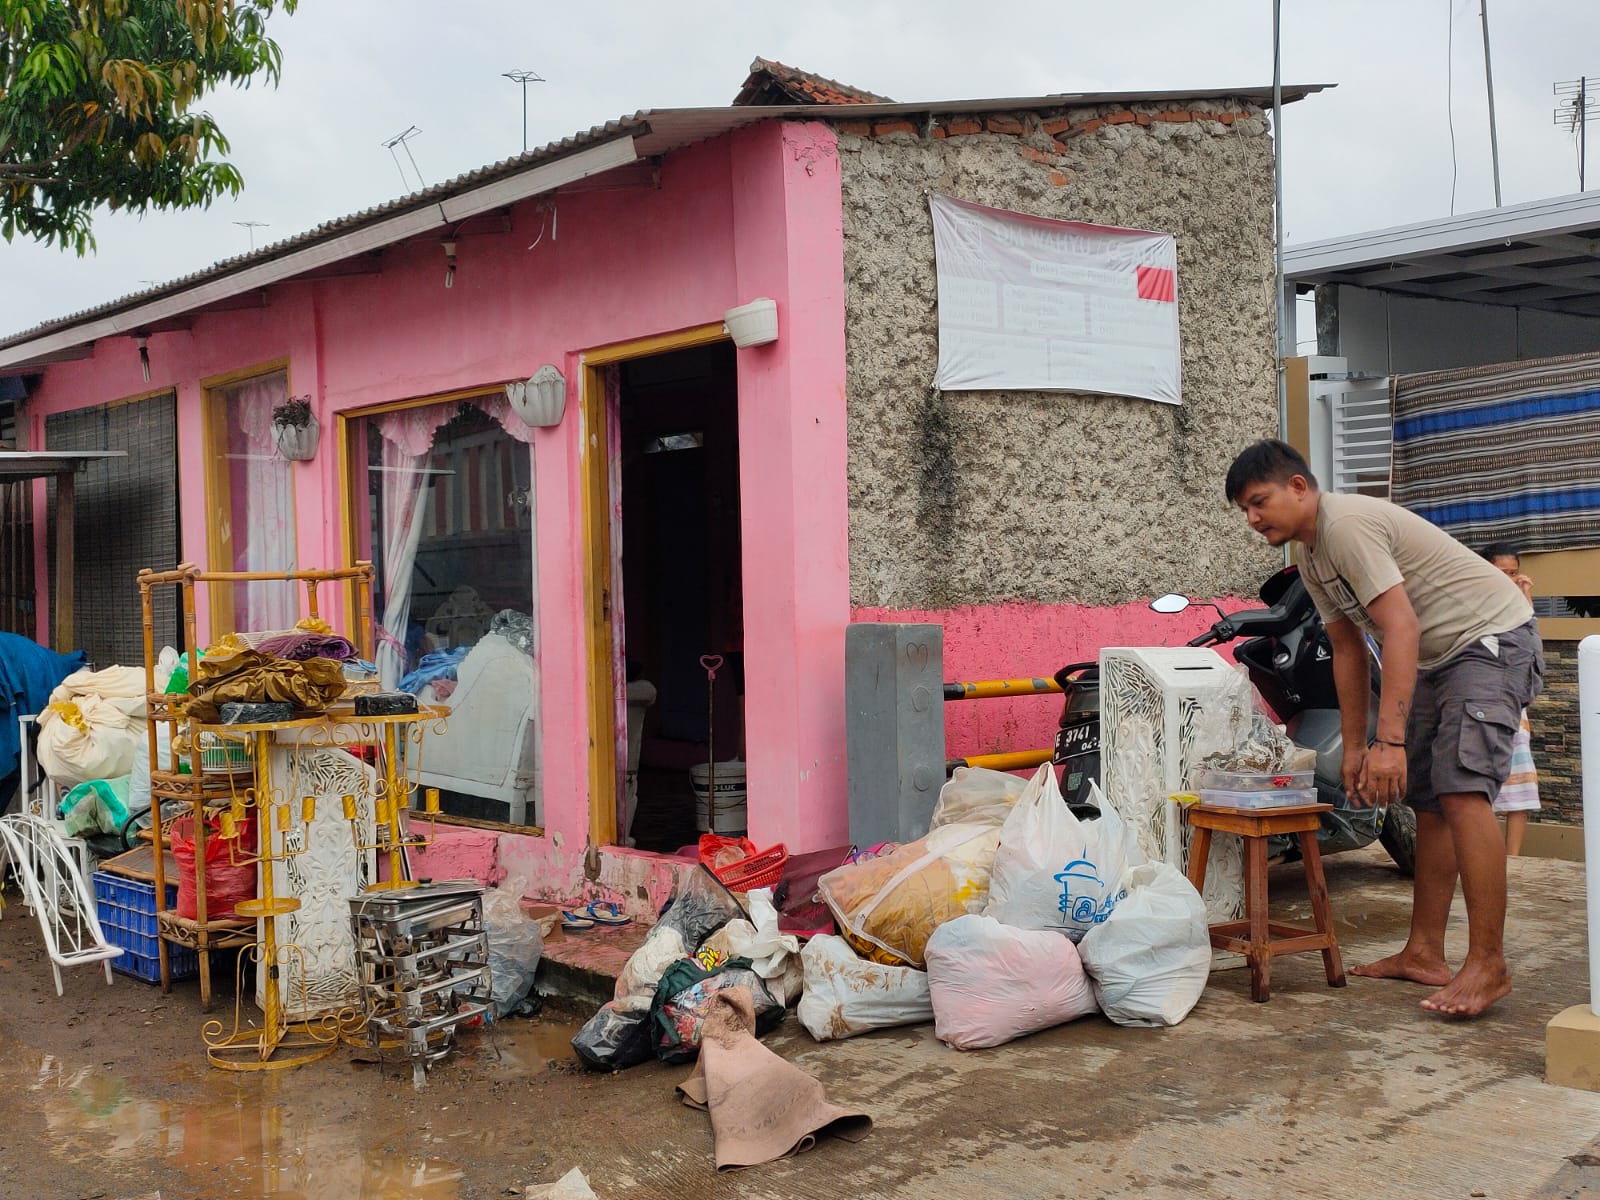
left=271, top=396, right=320, bottom=462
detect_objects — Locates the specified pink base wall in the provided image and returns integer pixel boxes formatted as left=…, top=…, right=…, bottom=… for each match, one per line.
left=852, top=598, right=1250, bottom=763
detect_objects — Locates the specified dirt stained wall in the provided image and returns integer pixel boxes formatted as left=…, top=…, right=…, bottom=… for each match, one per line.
left=838, top=103, right=1283, bottom=609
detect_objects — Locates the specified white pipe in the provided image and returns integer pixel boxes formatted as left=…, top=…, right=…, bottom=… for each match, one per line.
left=1580, top=634, right=1600, bottom=1016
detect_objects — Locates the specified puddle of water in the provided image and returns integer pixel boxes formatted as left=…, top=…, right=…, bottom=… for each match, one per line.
left=19, top=1052, right=463, bottom=1199
left=480, top=1017, right=584, bottom=1073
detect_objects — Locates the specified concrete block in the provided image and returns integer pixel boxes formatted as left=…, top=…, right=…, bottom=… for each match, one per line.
left=845, top=623, right=945, bottom=847
left=1546, top=1004, right=1600, bottom=1091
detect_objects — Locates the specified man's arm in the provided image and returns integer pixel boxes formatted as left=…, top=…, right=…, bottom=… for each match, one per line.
left=1356, top=584, right=1421, bottom=806
left=1325, top=615, right=1374, bottom=805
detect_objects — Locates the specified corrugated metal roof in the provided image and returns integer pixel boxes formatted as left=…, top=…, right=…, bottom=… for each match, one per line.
left=1, top=85, right=1326, bottom=362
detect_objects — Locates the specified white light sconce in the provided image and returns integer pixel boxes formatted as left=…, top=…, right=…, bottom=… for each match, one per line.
left=506, top=363, right=567, bottom=427
left=136, top=334, right=151, bottom=383
left=723, top=297, right=779, bottom=348
left=442, top=239, right=457, bottom=288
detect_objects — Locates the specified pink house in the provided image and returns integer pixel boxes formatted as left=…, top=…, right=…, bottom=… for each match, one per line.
left=0, top=63, right=1312, bottom=910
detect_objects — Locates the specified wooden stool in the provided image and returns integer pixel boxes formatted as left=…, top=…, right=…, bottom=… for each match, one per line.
left=1186, top=802, right=1346, bottom=1003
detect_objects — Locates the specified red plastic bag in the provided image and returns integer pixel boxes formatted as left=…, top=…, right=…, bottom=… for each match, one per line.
left=171, top=814, right=258, bottom=920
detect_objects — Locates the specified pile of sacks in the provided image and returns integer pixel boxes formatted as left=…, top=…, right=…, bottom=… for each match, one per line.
left=800, top=764, right=1212, bottom=1049
left=571, top=764, right=1211, bottom=1070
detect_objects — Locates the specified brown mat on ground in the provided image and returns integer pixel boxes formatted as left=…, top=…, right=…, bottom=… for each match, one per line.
left=676, top=987, right=872, bottom=1171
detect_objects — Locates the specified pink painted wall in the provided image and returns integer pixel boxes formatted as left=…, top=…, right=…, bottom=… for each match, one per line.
left=729, top=122, right=850, bottom=852
left=851, top=597, right=1251, bottom=763
left=23, top=120, right=853, bottom=880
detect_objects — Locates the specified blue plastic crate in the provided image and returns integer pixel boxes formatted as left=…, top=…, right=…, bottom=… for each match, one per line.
left=113, top=944, right=199, bottom=984
left=93, top=870, right=198, bottom=983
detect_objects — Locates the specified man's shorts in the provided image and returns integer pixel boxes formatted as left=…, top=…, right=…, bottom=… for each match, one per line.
left=1404, top=619, right=1544, bottom=813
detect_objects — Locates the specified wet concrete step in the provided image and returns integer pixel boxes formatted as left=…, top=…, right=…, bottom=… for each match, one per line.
left=534, top=920, right=649, bottom=1009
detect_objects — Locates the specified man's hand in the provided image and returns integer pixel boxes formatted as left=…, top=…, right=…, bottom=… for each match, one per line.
left=1356, top=741, right=1407, bottom=807
left=1513, top=572, right=1534, bottom=604
left=1341, top=741, right=1367, bottom=807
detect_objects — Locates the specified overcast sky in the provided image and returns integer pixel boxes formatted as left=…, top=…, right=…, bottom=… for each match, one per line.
left=5, top=0, right=1599, bottom=339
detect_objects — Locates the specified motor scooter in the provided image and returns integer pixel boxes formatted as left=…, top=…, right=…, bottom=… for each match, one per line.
left=1052, top=566, right=1417, bottom=875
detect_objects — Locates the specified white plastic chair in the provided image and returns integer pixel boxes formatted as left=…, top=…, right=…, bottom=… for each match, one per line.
left=0, top=812, right=121, bottom=994
left=11, top=714, right=92, bottom=880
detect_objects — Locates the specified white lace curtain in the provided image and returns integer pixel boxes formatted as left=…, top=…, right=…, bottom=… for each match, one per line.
left=372, top=395, right=535, bottom=688
left=218, top=371, right=297, bottom=631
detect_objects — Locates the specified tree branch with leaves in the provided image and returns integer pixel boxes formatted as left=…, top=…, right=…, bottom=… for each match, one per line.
left=0, top=0, right=297, bottom=253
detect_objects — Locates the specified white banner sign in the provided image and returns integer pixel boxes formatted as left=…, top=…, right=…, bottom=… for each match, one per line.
left=929, top=194, right=1181, bottom=405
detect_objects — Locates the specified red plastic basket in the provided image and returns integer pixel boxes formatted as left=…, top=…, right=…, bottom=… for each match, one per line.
left=713, top=843, right=789, bottom=892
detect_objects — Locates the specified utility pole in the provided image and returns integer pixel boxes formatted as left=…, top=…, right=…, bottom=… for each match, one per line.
left=502, top=69, right=545, bottom=154
left=1480, top=1, right=1503, bottom=206
left=1272, top=0, right=1288, bottom=438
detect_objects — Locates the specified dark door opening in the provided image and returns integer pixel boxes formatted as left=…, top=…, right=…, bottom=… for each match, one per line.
left=617, top=343, right=743, bottom=852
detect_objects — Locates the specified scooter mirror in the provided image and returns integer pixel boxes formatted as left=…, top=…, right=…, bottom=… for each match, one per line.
left=1149, top=593, right=1191, bottom=615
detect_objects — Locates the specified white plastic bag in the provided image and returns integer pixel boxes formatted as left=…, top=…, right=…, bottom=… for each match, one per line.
left=796, top=934, right=933, bottom=1041
left=925, top=914, right=1098, bottom=1050
left=1077, top=861, right=1211, bottom=1027
left=985, top=766, right=1143, bottom=941
left=930, top=766, right=1026, bottom=829
left=711, top=887, right=802, bottom=1006
left=126, top=721, right=169, bottom=818
left=483, top=874, right=544, bottom=1019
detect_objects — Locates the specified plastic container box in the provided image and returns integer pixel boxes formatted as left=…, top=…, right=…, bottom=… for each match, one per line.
left=1197, top=786, right=1319, bottom=810
left=1193, top=768, right=1315, bottom=792
left=93, top=870, right=199, bottom=983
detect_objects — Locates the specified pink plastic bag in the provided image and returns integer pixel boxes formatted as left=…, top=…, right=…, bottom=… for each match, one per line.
left=925, top=914, right=1098, bottom=1049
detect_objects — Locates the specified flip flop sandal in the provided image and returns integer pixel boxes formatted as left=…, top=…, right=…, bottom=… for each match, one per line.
left=585, top=901, right=632, bottom=927
left=561, top=910, right=597, bottom=931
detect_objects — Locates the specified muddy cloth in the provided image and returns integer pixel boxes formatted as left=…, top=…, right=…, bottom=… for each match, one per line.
left=253, top=631, right=358, bottom=662
left=677, top=987, right=872, bottom=1170
left=185, top=648, right=347, bottom=724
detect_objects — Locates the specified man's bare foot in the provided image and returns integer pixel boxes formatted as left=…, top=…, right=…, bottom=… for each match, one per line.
left=1349, top=950, right=1452, bottom=986
left=1421, top=960, right=1512, bottom=1018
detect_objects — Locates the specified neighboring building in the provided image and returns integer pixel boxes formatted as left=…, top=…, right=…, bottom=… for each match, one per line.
left=1286, top=194, right=1600, bottom=823
left=0, top=62, right=1312, bottom=905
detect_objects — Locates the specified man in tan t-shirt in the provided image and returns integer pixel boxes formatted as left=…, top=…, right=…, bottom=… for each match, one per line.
left=1224, top=440, right=1542, bottom=1019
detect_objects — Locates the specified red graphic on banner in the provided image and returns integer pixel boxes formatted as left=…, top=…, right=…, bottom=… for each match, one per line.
left=1136, top=265, right=1176, bottom=302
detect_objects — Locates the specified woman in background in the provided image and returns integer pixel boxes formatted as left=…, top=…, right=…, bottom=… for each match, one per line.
left=1480, top=543, right=1540, bottom=856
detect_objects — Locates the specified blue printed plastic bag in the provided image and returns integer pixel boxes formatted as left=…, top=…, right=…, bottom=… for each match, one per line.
left=984, top=764, right=1144, bottom=941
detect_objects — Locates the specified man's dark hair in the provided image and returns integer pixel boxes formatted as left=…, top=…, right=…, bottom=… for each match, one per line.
left=1224, top=439, right=1318, bottom=503
left=1480, top=542, right=1521, bottom=563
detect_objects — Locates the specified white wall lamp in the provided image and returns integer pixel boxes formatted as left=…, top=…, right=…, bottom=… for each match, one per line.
left=135, top=334, right=151, bottom=383
left=506, top=363, right=567, bottom=427
left=723, top=297, right=779, bottom=348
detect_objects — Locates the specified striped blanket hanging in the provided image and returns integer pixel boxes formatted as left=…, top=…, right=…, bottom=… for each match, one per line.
left=1389, top=351, right=1600, bottom=554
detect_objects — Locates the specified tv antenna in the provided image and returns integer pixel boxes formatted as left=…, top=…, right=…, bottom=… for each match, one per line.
left=382, top=125, right=426, bottom=192
left=502, top=69, right=545, bottom=153
left=1555, top=77, right=1600, bottom=191
left=233, top=220, right=269, bottom=251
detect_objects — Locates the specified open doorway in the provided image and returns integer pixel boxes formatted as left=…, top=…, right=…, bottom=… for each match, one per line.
left=615, top=342, right=744, bottom=852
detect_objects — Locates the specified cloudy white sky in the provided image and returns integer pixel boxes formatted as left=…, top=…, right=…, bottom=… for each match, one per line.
left=4, top=0, right=1599, bottom=338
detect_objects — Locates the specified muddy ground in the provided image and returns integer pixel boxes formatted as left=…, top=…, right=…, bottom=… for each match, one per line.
left=3, top=847, right=1600, bottom=1200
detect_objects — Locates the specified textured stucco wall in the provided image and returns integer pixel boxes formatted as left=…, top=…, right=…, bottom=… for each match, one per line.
left=839, top=103, right=1282, bottom=610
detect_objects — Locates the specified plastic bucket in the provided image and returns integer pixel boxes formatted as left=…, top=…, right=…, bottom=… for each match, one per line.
left=689, top=760, right=748, bottom=835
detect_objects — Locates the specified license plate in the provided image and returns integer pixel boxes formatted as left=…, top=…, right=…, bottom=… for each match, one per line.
left=1055, top=720, right=1100, bottom=760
